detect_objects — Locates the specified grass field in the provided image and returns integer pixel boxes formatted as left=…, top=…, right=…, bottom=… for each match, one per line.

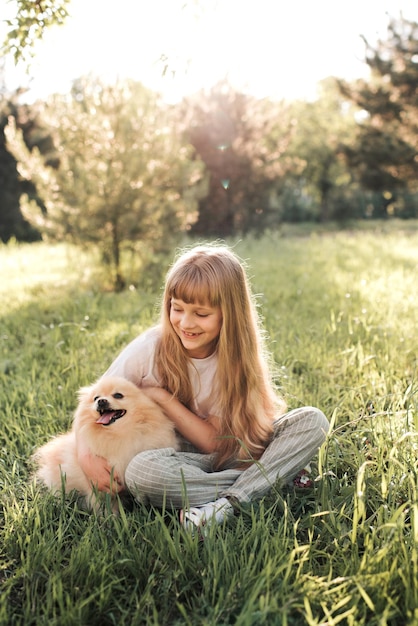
left=1, top=223, right=417, bottom=625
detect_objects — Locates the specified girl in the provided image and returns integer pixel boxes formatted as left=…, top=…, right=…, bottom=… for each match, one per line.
left=81, top=244, right=329, bottom=531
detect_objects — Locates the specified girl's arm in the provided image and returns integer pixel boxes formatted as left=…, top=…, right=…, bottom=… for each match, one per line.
left=142, top=387, right=220, bottom=454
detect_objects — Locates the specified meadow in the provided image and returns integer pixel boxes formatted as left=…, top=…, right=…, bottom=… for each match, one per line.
left=0, top=223, right=417, bottom=625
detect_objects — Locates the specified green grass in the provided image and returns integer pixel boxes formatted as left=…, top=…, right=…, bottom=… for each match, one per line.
left=1, top=223, right=417, bottom=625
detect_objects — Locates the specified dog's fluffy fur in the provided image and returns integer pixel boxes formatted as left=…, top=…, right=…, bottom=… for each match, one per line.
left=33, top=376, right=179, bottom=512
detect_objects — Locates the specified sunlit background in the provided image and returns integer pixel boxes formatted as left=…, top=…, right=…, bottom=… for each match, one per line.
left=1, top=0, right=417, bottom=102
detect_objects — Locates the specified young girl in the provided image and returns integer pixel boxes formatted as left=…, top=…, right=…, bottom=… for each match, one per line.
left=81, top=244, right=329, bottom=531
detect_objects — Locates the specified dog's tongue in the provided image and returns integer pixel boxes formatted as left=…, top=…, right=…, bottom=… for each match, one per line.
left=96, top=411, right=117, bottom=425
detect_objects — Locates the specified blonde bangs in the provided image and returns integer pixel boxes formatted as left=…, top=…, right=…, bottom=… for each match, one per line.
left=167, top=263, right=222, bottom=307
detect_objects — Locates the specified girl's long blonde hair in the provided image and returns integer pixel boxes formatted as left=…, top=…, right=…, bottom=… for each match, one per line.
left=155, top=244, right=286, bottom=468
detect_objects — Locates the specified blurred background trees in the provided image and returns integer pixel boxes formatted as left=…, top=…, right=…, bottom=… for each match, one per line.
left=338, top=17, right=418, bottom=218
left=5, top=78, right=205, bottom=289
left=182, top=82, right=296, bottom=236
left=1, top=10, right=417, bottom=286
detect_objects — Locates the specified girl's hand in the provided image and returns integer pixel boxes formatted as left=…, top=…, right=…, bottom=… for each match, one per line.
left=141, top=386, right=169, bottom=404
left=77, top=441, right=124, bottom=494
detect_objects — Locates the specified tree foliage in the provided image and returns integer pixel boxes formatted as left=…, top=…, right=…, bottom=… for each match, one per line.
left=339, top=16, right=418, bottom=212
left=182, top=82, right=296, bottom=236
left=2, top=0, right=70, bottom=64
left=0, top=90, right=55, bottom=242
left=283, top=79, right=359, bottom=222
left=6, top=77, right=205, bottom=289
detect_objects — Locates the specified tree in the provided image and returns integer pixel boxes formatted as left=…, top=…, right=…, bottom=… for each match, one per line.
left=2, top=0, right=70, bottom=64
left=6, top=77, right=205, bottom=289
left=182, top=82, right=295, bottom=236
left=0, top=87, right=56, bottom=242
left=338, top=16, right=418, bottom=216
left=283, top=78, right=358, bottom=222
left=0, top=93, right=30, bottom=241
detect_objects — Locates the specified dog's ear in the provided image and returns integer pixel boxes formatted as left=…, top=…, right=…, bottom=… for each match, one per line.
left=77, top=385, right=94, bottom=402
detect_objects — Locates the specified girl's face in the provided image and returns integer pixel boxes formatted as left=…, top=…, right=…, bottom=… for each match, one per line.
left=170, top=298, right=223, bottom=359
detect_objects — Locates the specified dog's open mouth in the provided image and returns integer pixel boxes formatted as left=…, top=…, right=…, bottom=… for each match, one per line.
left=96, top=408, right=126, bottom=426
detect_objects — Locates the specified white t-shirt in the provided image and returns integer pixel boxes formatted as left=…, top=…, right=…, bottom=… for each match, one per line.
left=103, top=326, right=219, bottom=420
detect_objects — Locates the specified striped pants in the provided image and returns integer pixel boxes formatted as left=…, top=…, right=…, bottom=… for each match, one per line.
left=125, top=406, right=329, bottom=508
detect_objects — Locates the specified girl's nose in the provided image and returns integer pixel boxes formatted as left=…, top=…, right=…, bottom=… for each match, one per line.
left=182, top=312, right=195, bottom=328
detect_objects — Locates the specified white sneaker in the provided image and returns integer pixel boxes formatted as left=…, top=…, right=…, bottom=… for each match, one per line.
left=180, top=497, right=234, bottom=536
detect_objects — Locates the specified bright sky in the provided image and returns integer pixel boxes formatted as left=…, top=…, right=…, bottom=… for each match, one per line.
left=1, top=0, right=417, bottom=102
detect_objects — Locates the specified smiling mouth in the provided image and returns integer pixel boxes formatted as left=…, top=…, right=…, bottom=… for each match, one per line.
left=95, top=408, right=126, bottom=426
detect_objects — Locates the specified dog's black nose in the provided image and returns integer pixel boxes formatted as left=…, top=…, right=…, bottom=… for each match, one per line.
left=97, top=398, right=109, bottom=409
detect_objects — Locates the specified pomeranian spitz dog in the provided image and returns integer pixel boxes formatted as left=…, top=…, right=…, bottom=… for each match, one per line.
left=33, top=376, right=179, bottom=512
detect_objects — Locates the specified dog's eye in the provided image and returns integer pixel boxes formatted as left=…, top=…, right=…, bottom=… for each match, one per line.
left=93, top=396, right=99, bottom=402
left=113, top=392, right=124, bottom=399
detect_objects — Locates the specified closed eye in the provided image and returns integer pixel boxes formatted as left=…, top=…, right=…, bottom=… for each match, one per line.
left=113, top=392, right=124, bottom=399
